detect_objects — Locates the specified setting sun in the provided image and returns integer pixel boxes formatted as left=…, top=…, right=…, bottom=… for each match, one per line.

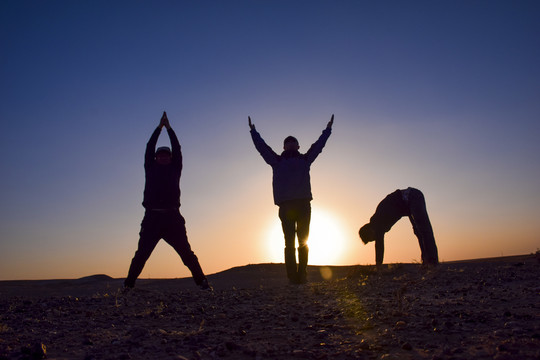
left=265, top=207, right=347, bottom=265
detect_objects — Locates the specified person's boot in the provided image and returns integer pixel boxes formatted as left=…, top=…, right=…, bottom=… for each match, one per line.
left=198, top=278, right=213, bottom=291
left=284, top=247, right=298, bottom=284
left=297, top=245, right=309, bottom=284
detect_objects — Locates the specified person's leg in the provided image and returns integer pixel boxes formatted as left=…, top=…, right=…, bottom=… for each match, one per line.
left=408, top=190, right=439, bottom=265
left=279, top=203, right=298, bottom=282
left=125, top=213, right=161, bottom=288
left=409, top=217, right=426, bottom=261
left=296, top=200, right=311, bottom=283
left=163, top=211, right=207, bottom=286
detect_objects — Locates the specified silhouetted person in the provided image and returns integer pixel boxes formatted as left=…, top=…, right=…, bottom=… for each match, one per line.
left=359, top=187, right=439, bottom=268
left=125, top=112, right=211, bottom=290
left=249, top=115, right=333, bottom=284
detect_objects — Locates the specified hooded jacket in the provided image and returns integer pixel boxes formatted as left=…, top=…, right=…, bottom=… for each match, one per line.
left=250, top=127, right=331, bottom=205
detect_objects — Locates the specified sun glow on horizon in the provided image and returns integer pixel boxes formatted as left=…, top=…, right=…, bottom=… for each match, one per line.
left=265, top=207, right=347, bottom=265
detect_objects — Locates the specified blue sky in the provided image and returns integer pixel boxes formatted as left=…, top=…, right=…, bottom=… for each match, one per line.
left=1, top=1, right=539, bottom=280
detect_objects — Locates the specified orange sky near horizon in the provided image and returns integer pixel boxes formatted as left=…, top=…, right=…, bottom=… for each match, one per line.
left=2, top=172, right=537, bottom=281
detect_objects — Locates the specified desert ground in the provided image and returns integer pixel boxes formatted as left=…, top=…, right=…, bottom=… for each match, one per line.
left=0, top=254, right=538, bottom=360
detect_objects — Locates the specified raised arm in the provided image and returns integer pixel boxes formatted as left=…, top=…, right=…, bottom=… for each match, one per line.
left=304, top=114, right=334, bottom=164
left=248, top=116, right=279, bottom=166
left=145, top=116, right=164, bottom=166
left=162, top=112, right=182, bottom=166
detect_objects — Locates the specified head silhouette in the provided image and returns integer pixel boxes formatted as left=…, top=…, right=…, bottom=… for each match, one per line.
left=155, top=146, right=172, bottom=165
left=283, top=136, right=299, bottom=151
left=359, top=223, right=376, bottom=244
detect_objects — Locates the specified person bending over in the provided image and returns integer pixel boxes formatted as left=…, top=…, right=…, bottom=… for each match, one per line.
left=359, top=187, right=439, bottom=269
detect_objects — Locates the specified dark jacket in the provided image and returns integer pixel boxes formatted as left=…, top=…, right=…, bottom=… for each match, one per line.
left=250, top=127, right=331, bottom=205
left=142, top=127, right=182, bottom=210
left=370, top=189, right=411, bottom=236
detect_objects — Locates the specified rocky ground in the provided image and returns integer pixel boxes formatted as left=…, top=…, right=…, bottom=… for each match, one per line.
left=0, top=254, right=538, bottom=359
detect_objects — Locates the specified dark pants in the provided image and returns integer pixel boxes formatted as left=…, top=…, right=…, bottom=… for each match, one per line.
left=125, top=210, right=206, bottom=287
left=407, top=189, right=439, bottom=265
left=278, top=199, right=311, bottom=282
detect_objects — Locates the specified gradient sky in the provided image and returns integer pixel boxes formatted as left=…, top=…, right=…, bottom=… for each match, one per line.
left=1, top=1, right=539, bottom=280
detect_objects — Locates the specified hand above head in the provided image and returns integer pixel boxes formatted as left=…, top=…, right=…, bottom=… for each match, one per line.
left=327, top=114, right=334, bottom=129
left=248, top=116, right=255, bottom=130
left=160, top=111, right=171, bottom=130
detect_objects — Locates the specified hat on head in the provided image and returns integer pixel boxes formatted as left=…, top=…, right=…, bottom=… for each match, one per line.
left=156, top=146, right=171, bottom=155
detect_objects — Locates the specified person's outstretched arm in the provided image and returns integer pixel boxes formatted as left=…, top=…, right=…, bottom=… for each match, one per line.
left=375, top=236, right=384, bottom=268
left=145, top=114, right=166, bottom=167
left=305, top=114, right=333, bottom=164
left=248, top=116, right=278, bottom=166
left=161, top=111, right=182, bottom=166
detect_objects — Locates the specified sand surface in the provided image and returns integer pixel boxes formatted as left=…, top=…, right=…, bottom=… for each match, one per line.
left=0, top=254, right=538, bottom=359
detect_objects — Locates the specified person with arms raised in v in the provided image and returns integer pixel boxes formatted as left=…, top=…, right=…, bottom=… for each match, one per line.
left=249, top=115, right=333, bottom=284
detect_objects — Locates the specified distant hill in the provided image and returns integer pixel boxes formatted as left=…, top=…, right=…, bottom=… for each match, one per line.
left=76, top=274, right=114, bottom=282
